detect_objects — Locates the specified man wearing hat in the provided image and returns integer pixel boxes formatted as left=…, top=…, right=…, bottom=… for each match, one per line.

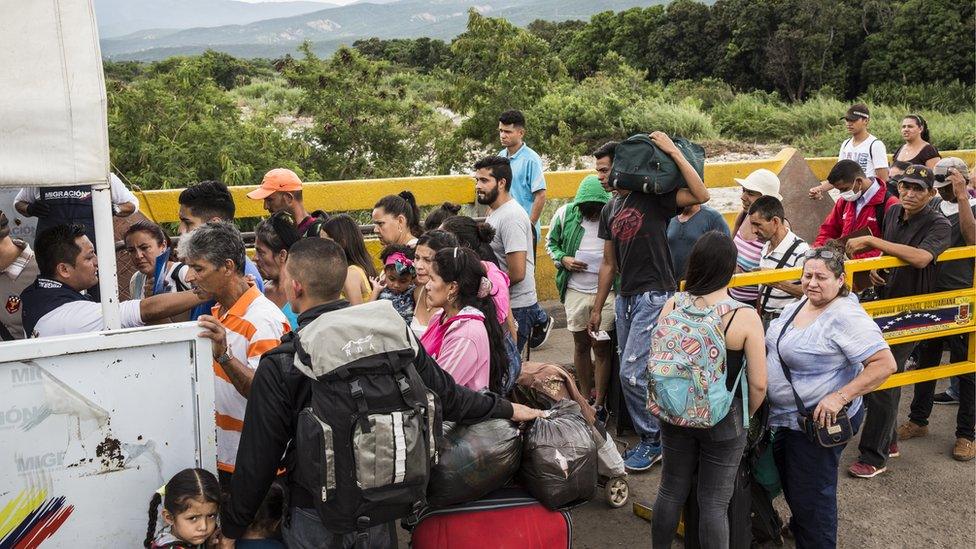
left=728, top=168, right=782, bottom=306
left=896, top=157, right=976, bottom=462
left=845, top=164, right=952, bottom=478
left=809, top=104, right=890, bottom=199
left=247, top=168, right=327, bottom=238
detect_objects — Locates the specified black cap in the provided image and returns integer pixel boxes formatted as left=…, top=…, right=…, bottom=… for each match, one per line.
left=900, top=164, right=935, bottom=189
left=842, top=103, right=870, bottom=121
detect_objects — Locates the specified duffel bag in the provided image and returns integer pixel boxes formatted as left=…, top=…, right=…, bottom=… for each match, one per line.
left=609, top=133, right=705, bottom=194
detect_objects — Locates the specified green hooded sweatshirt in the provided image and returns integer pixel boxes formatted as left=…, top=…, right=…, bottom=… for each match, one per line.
left=546, top=175, right=613, bottom=302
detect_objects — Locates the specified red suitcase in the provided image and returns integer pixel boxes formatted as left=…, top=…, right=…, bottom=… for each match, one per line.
left=410, top=488, right=572, bottom=549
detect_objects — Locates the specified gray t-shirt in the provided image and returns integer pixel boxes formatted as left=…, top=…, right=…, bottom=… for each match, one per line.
left=486, top=199, right=537, bottom=308
left=666, top=205, right=729, bottom=280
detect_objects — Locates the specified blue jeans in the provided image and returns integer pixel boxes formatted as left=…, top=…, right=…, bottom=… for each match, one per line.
left=283, top=507, right=396, bottom=549
left=615, top=290, right=672, bottom=443
left=512, top=302, right=550, bottom=353
left=773, top=408, right=864, bottom=549
left=503, top=331, right=521, bottom=394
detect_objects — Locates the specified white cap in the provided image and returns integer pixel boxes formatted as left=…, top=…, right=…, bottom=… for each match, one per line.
left=734, top=169, right=783, bottom=200
left=933, top=157, right=970, bottom=189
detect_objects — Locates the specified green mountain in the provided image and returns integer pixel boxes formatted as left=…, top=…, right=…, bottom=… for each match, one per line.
left=101, top=0, right=666, bottom=60
left=94, top=0, right=338, bottom=39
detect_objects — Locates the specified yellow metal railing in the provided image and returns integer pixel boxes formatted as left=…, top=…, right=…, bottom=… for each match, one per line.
left=730, top=246, right=976, bottom=391
left=132, top=148, right=976, bottom=225
left=135, top=148, right=976, bottom=303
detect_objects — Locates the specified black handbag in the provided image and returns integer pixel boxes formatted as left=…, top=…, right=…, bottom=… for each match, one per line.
left=775, top=300, right=854, bottom=448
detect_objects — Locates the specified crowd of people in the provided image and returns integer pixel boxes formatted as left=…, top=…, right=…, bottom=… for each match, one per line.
left=0, top=105, right=973, bottom=549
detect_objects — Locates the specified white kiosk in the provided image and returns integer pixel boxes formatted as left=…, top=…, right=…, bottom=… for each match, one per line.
left=0, top=1, right=217, bottom=546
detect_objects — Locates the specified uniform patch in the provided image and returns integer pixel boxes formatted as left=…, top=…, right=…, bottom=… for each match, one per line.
left=5, top=295, right=21, bottom=314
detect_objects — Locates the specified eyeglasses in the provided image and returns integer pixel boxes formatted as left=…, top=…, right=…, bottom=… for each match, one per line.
left=803, top=249, right=838, bottom=260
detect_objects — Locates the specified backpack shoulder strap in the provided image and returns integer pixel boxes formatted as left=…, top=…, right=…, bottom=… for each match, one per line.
left=758, top=237, right=804, bottom=313
left=874, top=188, right=894, bottom=234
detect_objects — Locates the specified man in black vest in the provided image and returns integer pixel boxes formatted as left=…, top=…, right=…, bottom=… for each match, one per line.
left=15, top=173, right=138, bottom=246
left=20, top=224, right=202, bottom=338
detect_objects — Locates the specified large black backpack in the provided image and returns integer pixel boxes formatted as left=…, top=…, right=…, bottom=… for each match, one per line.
left=290, top=300, right=442, bottom=536
left=609, top=133, right=705, bottom=194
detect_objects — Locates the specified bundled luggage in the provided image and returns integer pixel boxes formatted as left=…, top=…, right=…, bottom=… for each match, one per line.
left=609, top=133, right=705, bottom=194
left=426, top=419, right=522, bottom=508
left=411, top=487, right=572, bottom=549
left=519, top=400, right=598, bottom=510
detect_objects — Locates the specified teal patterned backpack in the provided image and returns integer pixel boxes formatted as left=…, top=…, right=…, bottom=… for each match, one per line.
left=646, top=293, right=750, bottom=428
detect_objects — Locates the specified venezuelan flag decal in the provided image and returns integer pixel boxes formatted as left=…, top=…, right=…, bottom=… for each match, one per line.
left=0, top=490, right=74, bottom=549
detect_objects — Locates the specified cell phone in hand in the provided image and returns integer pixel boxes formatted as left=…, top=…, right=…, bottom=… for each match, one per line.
left=590, top=330, right=610, bottom=341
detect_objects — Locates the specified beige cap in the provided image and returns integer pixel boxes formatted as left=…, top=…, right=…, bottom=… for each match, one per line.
left=734, top=169, right=783, bottom=200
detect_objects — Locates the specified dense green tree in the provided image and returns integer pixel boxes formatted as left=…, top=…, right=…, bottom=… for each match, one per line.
left=761, top=0, right=859, bottom=101
left=861, top=0, right=975, bottom=90
left=526, top=19, right=587, bottom=56
left=353, top=37, right=452, bottom=72
left=646, top=0, right=718, bottom=82
left=108, top=56, right=311, bottom=189
left=445, top=10, right=567, bottom=146
left=285, top=44, right=464, bottom=179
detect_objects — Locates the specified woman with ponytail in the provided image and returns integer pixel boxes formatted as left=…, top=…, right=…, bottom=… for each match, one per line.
left=145, top=468, right=221, bottom=549
left=441, top=215, right=521, bottom=391
left=440, top=215, right=499, bottom=266
left=420, top=246, right=509, bottom=393
left=892, top=114, right=941, bottom=174
left=372, top=191, right=422, bottom=247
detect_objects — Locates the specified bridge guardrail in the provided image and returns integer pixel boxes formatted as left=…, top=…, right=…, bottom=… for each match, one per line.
left=130, top=148, right=976, bottom=302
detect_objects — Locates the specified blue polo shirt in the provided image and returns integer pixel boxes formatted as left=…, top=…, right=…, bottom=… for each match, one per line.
left=499, top=143, right=546, bottom=235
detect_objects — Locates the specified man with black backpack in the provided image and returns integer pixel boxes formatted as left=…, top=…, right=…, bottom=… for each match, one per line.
left=813, top=159, right=899, bottom=259
left=219, top=238, right=543, bottom=548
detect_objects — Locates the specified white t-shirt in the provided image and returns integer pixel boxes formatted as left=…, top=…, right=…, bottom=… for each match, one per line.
left=33, top=299, right=144, bottom=337
left=839, top=134, right=889, bottom=178
left=16, top=173, right=139, bottom=209
left=567, top=218, right=602, bottom=294
left=758, top=231, right=810, bottom=314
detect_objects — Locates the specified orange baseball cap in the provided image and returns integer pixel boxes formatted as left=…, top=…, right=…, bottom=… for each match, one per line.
left=247, top=168, right=303, bottom=200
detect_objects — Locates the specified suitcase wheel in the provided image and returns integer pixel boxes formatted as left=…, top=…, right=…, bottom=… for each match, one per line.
left=605, top=477, right=629, bottom=508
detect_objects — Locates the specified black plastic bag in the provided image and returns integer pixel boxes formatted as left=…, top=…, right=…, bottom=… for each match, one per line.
left=519, top=400, right=597, bottom=510
left=426, top=419, right=522, bottom=508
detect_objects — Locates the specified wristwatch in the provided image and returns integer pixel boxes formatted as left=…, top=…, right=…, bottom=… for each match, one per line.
left=112, top=204, right=121, bottom=216
left=216, top=351, right=233, bottom=366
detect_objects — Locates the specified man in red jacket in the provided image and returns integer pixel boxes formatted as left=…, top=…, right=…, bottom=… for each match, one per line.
left=813, top=160, right=900, bottom=259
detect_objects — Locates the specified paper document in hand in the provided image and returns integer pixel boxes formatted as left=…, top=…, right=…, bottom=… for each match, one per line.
left=574, top=250, right=603, bottom=273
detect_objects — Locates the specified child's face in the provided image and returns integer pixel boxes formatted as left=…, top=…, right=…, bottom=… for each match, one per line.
left=164, top=498, right=218, bottom=546
left=384, top=266, right=415, bottom=295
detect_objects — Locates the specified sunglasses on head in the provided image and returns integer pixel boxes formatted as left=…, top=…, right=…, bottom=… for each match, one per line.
left=804, top=249, right=838, bottom=260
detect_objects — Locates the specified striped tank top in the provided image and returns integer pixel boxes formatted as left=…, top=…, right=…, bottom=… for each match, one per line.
left=728, top=227, right=763, bottom=304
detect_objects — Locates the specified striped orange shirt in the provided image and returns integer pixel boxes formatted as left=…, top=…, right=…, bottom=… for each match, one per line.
left=212, top=286, right=290, bottom=472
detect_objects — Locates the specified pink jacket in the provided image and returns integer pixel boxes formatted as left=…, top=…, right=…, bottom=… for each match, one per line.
left=483, top=261, right=510, bottom=324
left=421, top=306, right=490, bottom=391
